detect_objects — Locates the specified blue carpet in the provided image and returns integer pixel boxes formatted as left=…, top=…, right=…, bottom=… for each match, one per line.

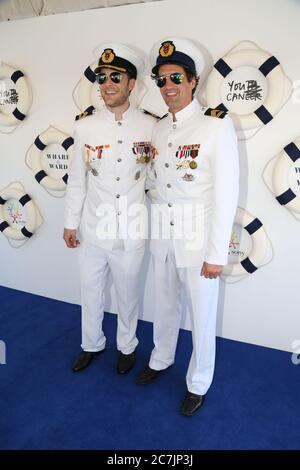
left=0, top=286, right=299, bottom=450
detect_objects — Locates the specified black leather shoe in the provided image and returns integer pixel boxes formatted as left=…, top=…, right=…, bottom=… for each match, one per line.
left=180, top=391, right=204, bottom=416
left=136, top=366, right=163, bottom=384
left=72, top=350, right=104, bottom=372
left=117, top=352, right=135, bottom=374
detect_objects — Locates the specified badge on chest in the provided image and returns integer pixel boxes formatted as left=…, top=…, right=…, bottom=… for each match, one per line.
left=84, top=144, right=110, bottom=162
left=175, top=144, right=200, bottom=180
left=132, top=141, right=152, bottom=164
left=84, top=144, right=110, bottom=176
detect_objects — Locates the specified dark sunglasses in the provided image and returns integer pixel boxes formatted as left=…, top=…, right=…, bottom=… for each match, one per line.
left=96, top=72, right=123, bottom=85
left=153, top=72, right=185, bottom=88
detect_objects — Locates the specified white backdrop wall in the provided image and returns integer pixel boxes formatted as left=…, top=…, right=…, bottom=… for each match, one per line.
left=0, top=0, right=299, bottom=353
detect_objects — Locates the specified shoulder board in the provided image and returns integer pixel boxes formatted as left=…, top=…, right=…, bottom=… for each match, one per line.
left=75, top=107, right=95, bottom=121
left=142, top=109, right=168, bottom=121
left=204, top=108, right=227, bottom=119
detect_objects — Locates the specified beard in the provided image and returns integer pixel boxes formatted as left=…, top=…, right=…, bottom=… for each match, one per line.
left=101, top=89, right=129, bottom=109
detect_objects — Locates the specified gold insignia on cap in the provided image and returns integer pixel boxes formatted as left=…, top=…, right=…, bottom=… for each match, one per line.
left=101, top=48, right=115, bottom=64
left=159, top=41, right=175, bottom=58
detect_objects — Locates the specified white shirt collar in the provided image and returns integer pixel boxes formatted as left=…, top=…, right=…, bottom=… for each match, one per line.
left=167, top=99, right=201, bottom=124
left=103, top=104, right=133, bottom=122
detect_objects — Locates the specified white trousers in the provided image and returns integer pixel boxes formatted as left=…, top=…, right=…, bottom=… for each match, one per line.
left=149, top=245, right=219, bottom=395
left=78, top=241, right=145, bottom=354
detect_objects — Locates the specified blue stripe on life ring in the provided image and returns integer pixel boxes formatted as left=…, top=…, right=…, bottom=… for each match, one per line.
left=284, top=142, right=300, bottom=162
left=0, top=196, right=7, bottom=205
left=254, top=105, right=273, bottom=124
left=12, top=108, right=26, bottom=121
left=62, top=174, right=68, bottom=184
left=214, top=58, right=232, bottom=78
left=259, top=56, right=280, bottom=77
left=34, top=136, right=47, bottom=151
left=241, top=257, right=258, bottom=273
left=10, top=70, right=24, bottom=83
left=19, top=194, right=31, bottom=206
left=276, top=188, right=297, bottom=205
left=35, top=170, right=47, bottom=183
left=244, top=218, right=262, bottom=235
left=61, top=137, right=74, bottom=151
left=21, top=226, right=33, bottom=238
left=84, top=66, right=96, bottom=83
left=0, top=221, right=9, bottom=232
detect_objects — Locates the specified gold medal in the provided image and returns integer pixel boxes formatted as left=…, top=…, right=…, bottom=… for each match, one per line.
left=189, top=160, right=197, bottom=170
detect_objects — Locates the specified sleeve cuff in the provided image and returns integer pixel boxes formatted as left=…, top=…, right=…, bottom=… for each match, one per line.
left=64, top=216, right=80, bottom=230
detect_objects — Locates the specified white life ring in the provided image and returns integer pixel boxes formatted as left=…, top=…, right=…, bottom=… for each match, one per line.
left=74, top=61, right=98, bottom=113
left=26, top=126, right=74, bottom=191
left=272, top=136, right=300, bottom=213
left=205, top=43, right=286, bottom=131
left=0, top=62, right=31, bottom=127
left=0, top=184, right=37, bottom=240
left=222, top=208, right=269, bottom=277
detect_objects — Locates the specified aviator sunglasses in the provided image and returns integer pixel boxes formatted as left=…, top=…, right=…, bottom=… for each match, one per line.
left=153, top=72, right=185, bottom=88
left=96, top=71, right=123, bottom=85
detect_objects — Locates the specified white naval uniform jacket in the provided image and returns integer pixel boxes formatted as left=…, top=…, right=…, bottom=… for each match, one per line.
left=148, top=99, right=239, bottom=268
left=64, top=106, right=155, bottom=251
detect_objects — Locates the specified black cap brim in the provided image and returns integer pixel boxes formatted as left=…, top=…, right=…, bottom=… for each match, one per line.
left=152, top=51, right=196, bottom=76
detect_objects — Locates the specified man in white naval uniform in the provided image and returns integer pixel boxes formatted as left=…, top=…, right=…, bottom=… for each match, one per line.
left=137, top=38, right=239, bottom=416
left=64, top=43, right=155, bottom=374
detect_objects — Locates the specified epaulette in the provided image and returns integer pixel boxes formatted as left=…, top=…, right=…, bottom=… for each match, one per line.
left=204, top=108, right=227, bottom=119
left=75, top=107, right=95, bottom=121
left=204, top=107, right=227, bottom=119
left=142, top=109, right=168, bottom=120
